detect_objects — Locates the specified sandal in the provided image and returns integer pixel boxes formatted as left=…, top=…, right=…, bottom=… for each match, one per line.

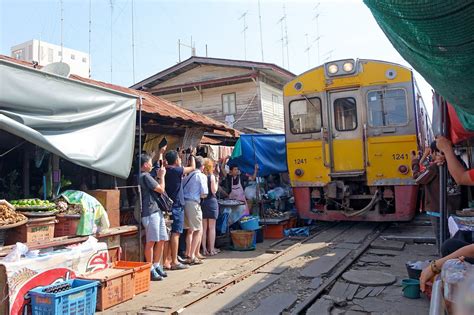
left=171, top=262, right=189, bottom=270
left=186, top=257, right=203, bottom=265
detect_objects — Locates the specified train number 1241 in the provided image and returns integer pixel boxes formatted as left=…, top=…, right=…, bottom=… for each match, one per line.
left=392, top=153, right=408, bottom=160
left=294, top=158, right=307, bottom=165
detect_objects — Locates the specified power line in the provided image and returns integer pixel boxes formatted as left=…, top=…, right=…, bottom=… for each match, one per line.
left=109, top=0, right=114, bottom=83
left=257, top=0, right=264, bottom=61
left=277, top=16, right=285, bottom=68
left=304, top=33, right=311, bottom=68
left=60, top=0, right=64, bottom=62
left=238, top=11, right=248, bottom=60
left=313, top=2, right=321, bottom=65
left=88, top=0, right=92, bottom=78
left=283, top=4, right=290, bottom=69
left=131, top=0, right=136, bottom=84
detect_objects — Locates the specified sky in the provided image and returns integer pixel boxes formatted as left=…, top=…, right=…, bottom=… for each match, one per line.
left=0, top=0, right=433, bottom=115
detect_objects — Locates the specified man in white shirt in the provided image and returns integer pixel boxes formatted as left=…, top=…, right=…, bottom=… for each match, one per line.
left=182, top=156, right=208, bottom=264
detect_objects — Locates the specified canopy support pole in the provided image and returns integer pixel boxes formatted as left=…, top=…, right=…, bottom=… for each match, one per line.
left=138, top=96, right=143, bottom=261
left=439, top=96, right=448, bottom=252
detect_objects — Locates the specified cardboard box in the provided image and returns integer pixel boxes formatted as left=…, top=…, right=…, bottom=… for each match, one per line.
left=87, top=190, right=120, bottom=228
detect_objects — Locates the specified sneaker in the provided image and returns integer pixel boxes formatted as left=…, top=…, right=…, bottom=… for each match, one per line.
left=151, top=268, right=163, bottom=281
left=177, top=255, right=186, bottom=264
left=155, top=265, right=168, bottom=277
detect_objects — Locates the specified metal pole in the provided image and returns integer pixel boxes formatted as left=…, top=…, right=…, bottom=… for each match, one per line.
left=138, top=96, right=143, bottom=261
left=439, top=96, right=448, bottom=251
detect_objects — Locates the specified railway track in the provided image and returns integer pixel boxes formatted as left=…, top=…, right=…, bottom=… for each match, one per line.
left=174, top=221, right=389, bottom=315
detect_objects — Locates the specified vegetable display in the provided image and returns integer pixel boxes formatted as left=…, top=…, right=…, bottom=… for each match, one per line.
left=0, top=204, right=27, bottom=226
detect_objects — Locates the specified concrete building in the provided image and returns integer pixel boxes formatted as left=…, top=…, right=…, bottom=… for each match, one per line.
left=131, top=57, right=295, bottom=132
left=11, top=39, right=90, bottom=77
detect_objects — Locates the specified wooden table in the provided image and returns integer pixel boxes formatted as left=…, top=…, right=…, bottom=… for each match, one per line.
left=0, top=225, right=138, bottom=257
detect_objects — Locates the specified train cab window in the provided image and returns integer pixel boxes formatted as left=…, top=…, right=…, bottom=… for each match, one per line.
left=368, top=89, right=408, bottom=127
left=334, top=97, right=357, bottom=131
left=289, top=97, right=322, bottom=134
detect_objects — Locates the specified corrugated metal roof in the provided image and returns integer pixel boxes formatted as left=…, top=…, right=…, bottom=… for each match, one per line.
left=0, top=54, right=238, bottom=136
left=131, top=56, right=295, bottom=90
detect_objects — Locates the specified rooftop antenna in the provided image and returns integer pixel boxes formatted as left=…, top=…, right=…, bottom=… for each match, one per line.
left=131, top=0, right=136, bottom=84
left=324, top=49, right=334, bottom=62
left=178, top=37, right=195, bottom=62
left=258, top=0, right=264, bottom=61
left=283, top=4, right=290, bottom=69
left=313, top=2, right=321, bottom=65
left=60, top=0, right=64, bottom=62
left=109, top=0, right=114, bottom=83
left=277, top=16, right=285, bottom=68
left=238, top=11, right=249, bottom=60
left=304, top=33, right=312, bottom=68
left=88, top=0, right=92, bottom=78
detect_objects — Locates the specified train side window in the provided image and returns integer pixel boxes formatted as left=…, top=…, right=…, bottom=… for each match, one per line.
left=334, top=97, right=357, bottom=131
left=289, top=97, right=322, bottom=134
left=368, top=89, right=408, bottom=127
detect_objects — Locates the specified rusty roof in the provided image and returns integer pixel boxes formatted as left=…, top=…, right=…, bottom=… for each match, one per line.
left=0, top=54, right=238, bottom=136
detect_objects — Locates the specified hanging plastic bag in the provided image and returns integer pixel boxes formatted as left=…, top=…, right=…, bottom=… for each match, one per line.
left=2, top=242, right=29, bottom=262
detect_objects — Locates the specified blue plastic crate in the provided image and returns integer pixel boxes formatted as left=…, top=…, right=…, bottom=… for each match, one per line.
left=29, top=279, right=99, bottom=315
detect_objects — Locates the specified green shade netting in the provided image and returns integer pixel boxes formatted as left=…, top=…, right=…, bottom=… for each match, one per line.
left=231, top=138, right=242, bottom=159
left=364, top=1, right=474, bottom=131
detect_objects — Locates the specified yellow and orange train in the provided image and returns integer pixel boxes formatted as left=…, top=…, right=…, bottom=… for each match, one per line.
left=284, top=59, right=432, bottom=221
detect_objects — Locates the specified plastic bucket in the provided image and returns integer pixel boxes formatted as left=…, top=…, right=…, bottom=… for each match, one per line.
left=240, top=216, right=260, bottom=231
left=402, top=278, right=420, bottom=299
left=231, top=230, right=255, bottom=250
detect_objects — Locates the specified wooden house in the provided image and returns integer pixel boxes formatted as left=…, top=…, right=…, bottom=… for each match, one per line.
left=131, top=57, right=295, bottom=132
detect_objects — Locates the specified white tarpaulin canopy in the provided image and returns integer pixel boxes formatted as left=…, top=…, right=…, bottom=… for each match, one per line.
left=0, top=60, right=137, bottom=178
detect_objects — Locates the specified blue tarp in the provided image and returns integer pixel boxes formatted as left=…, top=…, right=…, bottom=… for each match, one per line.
left=229, top=134, right=287, bottom=177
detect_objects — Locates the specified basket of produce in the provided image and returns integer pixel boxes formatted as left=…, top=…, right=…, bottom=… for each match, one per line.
left=10, top=199, right=56, bottom=211
left=0, top=203, right=27, bottom=229
left=55, top=198, right=83, bottom=215
left=240, top=215, right=260, bottom=231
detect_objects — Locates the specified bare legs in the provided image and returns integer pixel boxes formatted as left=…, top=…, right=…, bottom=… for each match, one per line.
left=201, top=219, right=217, bottom=255
left=145, top=241, right=165, bottom=264
left=186, top=229, right=201, bottom=259
left=202, top=219, right=209, bottom=255
left=170, top=232, right=180, bottom=265
left=208, top=219, right=217, bottom=254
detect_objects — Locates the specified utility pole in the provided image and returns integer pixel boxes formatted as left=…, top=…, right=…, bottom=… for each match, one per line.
left=110, top=0, right=114, bottom=83
left=60, top=0, right=64, bottom=62
left=88, top=0, right=92, bottom=77
left=238, top=11, right=248, bottom=60
left=258, top=0, right=264, bottom=61
left=131, top=0, right=136, bottom=84
left=313, top=2, right=321, bottom=65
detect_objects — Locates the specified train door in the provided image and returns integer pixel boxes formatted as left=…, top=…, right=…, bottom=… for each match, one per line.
left=328, top=90, right=365, bottom=173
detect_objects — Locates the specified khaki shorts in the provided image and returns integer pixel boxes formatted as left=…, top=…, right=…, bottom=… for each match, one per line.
left=184, top=200, right=203, bottom=231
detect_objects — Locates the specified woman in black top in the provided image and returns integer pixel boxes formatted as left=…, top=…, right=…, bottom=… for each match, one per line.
left=201, top=158, right=219, bottom=255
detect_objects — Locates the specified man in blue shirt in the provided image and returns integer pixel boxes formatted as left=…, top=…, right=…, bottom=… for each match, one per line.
left=164, top=150, right=195, bottom=270
left=182, top=156, right=208, bottom=264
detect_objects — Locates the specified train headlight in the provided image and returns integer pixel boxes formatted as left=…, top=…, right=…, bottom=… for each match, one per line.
left=398, top=165, right=409, bottom=175
left=295, top=169, right=304, bottom=177
left=327, top=64, right=338, bottom=74
left=343, top=62, right=354, bottom=72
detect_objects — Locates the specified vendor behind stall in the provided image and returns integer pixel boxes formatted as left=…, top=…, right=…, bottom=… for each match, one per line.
left=219, top=156, right=258, bottom=215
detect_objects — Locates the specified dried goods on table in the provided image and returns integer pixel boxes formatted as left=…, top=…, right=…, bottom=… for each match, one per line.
left=55, top=198, right=83, bottom=215
left=0, top=204, right=27, bottom=226
left=265, top=208, right=286, bottom=218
